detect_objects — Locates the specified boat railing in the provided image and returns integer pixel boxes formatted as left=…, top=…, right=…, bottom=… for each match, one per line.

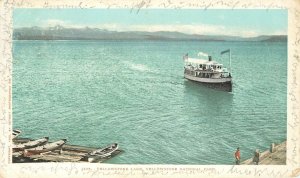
left=184, top=68, right=231, bottom=79
left=184, top=68, right=229, bottom=74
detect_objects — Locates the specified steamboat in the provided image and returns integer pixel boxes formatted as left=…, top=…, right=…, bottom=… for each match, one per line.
left=183, top=49, right=232, bottom=92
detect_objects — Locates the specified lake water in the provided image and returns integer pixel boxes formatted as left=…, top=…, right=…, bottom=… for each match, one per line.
left=12, top=40, right=287, bottom=164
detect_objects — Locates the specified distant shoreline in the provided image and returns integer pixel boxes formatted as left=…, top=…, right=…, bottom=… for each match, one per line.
left=13, top=26, right=287, bottom=42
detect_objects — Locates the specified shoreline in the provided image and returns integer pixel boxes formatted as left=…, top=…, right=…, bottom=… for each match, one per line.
left=12, top=138, right=123, bottom=163
left=241, top=141, right=286, bottom=165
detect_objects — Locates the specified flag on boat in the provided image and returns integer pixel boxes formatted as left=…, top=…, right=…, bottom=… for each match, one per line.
left=183, top=53, right=188, bottom=60
left=221, top=49, right=230, bottom=55
left=197, top=52, right=208, bottom=57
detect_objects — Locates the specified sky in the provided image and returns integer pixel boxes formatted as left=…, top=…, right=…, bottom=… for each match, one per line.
left=13, top=9, right=287, bottom=37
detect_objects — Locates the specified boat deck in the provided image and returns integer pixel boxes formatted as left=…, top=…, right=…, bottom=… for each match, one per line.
left=12, top=138, right=123, bottom=163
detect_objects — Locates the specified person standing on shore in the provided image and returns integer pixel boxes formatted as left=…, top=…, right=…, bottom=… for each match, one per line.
left=253, top=149, right=260, bottom=165
left=234, top=147, right=241, bottom=165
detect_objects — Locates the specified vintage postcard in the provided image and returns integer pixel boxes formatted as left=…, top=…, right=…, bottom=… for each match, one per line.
left=0, top=0, right=299, bottom=178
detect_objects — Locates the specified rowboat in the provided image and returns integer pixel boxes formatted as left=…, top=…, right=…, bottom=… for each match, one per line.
left=23, top=139, right=67, bottom=157
left=13, top=137, right=49, bottom=151
left=12, top=129, right=22, bottom=139
left=82, top=143, right=119, bottom=162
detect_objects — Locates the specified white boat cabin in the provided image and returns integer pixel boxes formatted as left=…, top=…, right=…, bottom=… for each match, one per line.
left=184, top=56, right=231, bottom=79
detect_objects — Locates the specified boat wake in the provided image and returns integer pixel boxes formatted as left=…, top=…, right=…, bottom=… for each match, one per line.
left=123, top=61, right=157, bottom=74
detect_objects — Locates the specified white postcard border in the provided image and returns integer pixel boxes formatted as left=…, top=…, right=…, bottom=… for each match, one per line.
left=0, top=0, right=299, bottom=178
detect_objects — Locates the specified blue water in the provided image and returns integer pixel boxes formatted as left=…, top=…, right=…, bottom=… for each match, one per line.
left=12, top=40, right=287, bottom=164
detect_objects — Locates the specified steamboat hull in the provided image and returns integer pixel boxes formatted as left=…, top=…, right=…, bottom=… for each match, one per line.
left=184, top=74, right=232, bottom=92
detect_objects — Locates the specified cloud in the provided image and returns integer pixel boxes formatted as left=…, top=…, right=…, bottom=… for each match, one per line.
left=93, top=23, right=266, bottom=37
left=44, top=19, right=67, bottom=27
left=39, top=20, right=285, bottom=37
left=271, top=30, right=287, bottom=35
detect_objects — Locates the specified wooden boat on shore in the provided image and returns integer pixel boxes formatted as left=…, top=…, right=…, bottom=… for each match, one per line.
left=82, top=143, right=119, bottom=162
left=13, top=137, right=49, bottom=151
left=23, top=139, right=67, bottom=157
left=12, top=130, right=22, bottom=139
left=183, top=50, right=233, bottom=92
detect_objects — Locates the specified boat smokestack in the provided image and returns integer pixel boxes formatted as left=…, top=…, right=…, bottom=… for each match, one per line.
left=208, top=56, right=212, bottom=61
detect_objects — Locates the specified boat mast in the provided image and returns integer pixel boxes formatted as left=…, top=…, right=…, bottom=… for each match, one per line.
left=229, top=48, right=231, bottom=74
left=220, top=49, right=231, bottom=75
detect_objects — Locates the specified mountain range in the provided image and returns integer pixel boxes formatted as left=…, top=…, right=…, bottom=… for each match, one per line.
left=13, top=25, right=287, bottom=42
